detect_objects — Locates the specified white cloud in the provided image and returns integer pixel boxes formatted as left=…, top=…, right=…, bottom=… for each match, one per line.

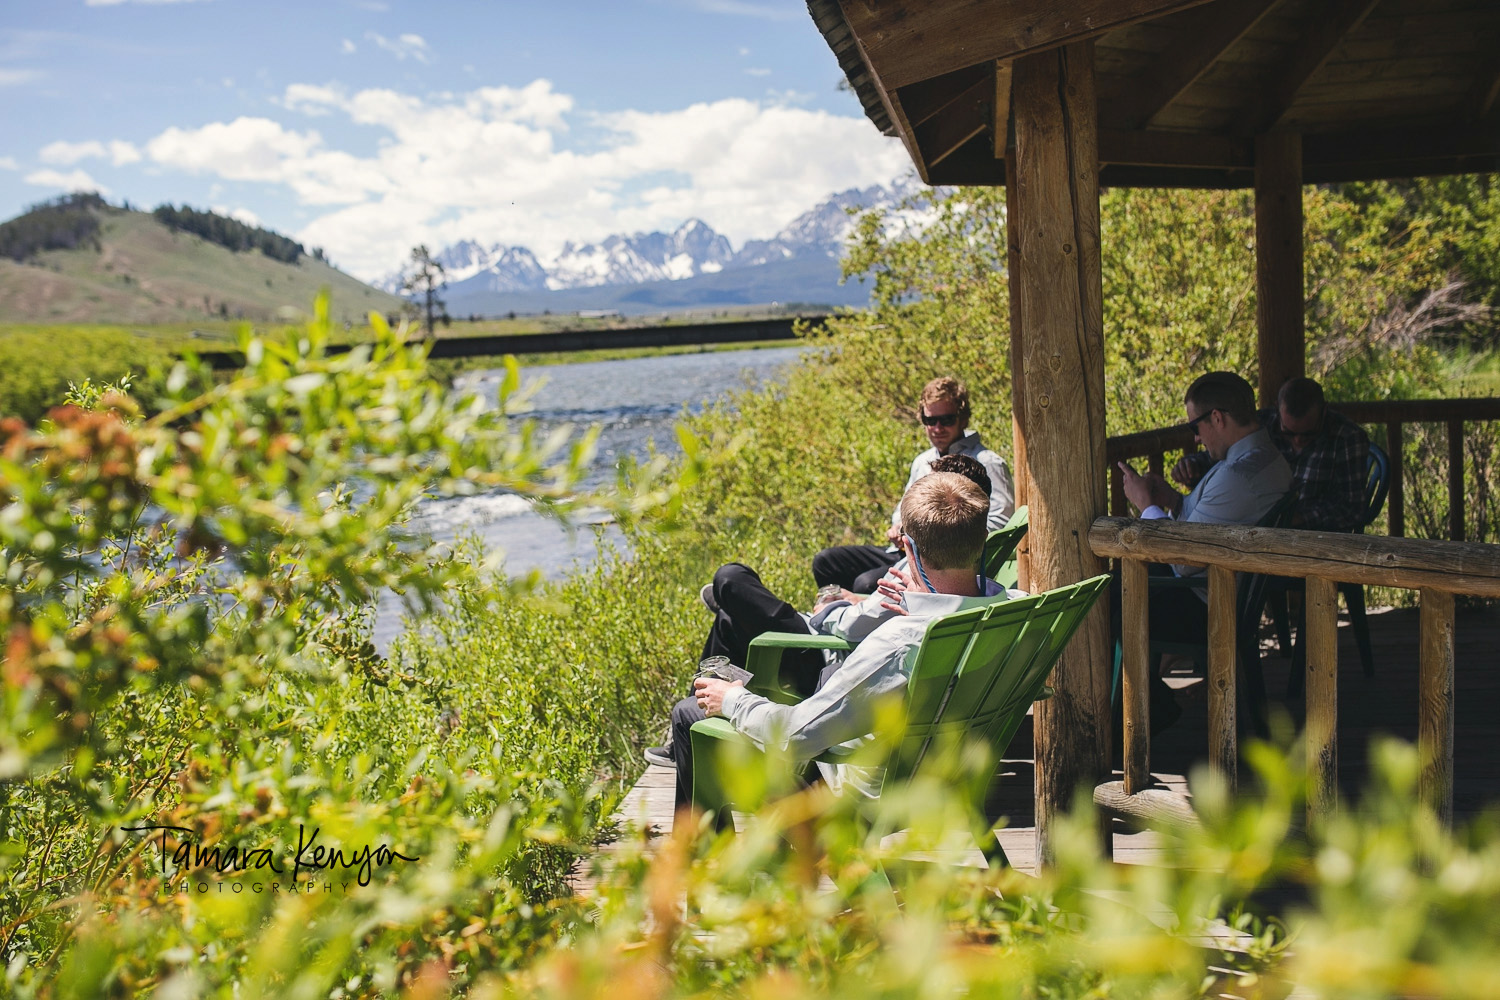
left=25, top=168, right=110, bottom=194
left=745, top=67, right=771, bottom=77
left=340, top=38, right=356, bottom=54
left=131, top=81, right=906, bottom=280
left=0, top=156, right=18, bottom=170
left=366, top=31, right=429, bottom=63
left=0, top=68, right=42, bottom=86
left=39, top=138, right=143, bottom=166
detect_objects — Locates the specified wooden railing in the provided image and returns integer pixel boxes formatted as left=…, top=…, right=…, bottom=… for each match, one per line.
left=1089, top=517, right=1500, bottom=825
left=1105, top=397, right=1500, bottom=541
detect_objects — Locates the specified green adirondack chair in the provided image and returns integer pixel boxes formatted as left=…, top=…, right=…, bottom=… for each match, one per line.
left=982, top=505, right=1029, bottom=585
left=689, top=573, right=1110, bottom=868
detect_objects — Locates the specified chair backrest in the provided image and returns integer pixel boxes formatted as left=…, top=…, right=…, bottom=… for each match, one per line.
left=1235, top=491, right=1298, bottom=627
left=881, top=574, right=1111, bottom=812
left=1360, top=442, right=1390, bottom=531
left=982, top=505, right=1029, bottom=579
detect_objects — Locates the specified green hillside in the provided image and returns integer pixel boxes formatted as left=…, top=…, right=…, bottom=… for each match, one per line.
left=0, top=201, right=404, bottom=325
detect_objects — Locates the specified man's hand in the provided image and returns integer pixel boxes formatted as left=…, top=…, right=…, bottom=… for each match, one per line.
left=877, top=563, right=915, bottom=615
left=812, top=587, right=861, bottom=613
left=694, top=677, right=743, bottom=717
left=885, top=523, right=904, bottom=545
left=1171, top=452, right=1208, bottom=489
left=1118, top=461, right=1182, bottom=515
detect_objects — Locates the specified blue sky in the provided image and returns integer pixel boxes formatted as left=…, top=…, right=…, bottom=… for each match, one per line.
left=0, top=1, right=909, bottom=279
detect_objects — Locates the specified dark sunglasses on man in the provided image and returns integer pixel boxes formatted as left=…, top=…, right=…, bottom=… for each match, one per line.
left=920, top=412, right=958, bottom=427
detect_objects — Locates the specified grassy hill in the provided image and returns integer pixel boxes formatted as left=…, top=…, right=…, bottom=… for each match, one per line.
left=0, top=202, right=404, bottom=325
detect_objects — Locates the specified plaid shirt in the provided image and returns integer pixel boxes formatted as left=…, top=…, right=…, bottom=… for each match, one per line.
left=1267, top=407, right=1370, bottom=533
left=1180, top=407, right=1370, bottom=532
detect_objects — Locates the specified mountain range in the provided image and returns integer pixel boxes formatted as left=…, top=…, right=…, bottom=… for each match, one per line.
left=380, top=177, right=929, bottom=317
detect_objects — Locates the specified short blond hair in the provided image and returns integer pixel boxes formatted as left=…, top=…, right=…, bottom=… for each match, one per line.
left=920, top=376, right=971, bottom=423
left=899, top=472, right=988, bottom=571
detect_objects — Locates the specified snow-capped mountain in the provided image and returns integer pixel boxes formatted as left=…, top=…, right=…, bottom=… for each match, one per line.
left=377, top=177, right=934, bottom=313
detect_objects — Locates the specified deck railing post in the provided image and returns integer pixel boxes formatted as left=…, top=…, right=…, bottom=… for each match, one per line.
left=1206, top=564, right=1238, bottom=789
left=1419, top=587, right=1456, bottom=826
left=1305, top=575, right=1339, bottom=819
left=1122, top=558, right=1151, bottom=794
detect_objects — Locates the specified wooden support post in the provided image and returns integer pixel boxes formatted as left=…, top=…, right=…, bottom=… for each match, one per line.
left=1206, top=565, right=1238, bottom=790
left=1448, top=419, right=1465, bottom=542
left=1121, top=558, right=1150, bottom=794
left=1419, top=587, right=1456, bottom=826
left=1387, top=421, right=1405, bottom=537
left=1006, top=40, right=1110, bottom=866
left=1254, top=132, right=1304, bottom=409
left=1305, top=575, right=1339, bottom=819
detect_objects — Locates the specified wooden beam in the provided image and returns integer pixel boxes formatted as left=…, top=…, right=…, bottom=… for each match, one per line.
left=1305, top=575, right=1339, bottom=819
left=1465, top=48, right=1500, bottom=122
left=1094, top=782, right=1202, bottom=829
left=1088, top=517, right=1500, bottom=597
left=914, top=74, right=992, bottom=167
left=1242, top=0, right=1382, bottom=135
left=843, top=21, right=931, bottom=183
left=1098, top=129, right=1253, bottom=170
left=1254, top=132, right=1304, bottom=409
left=1448, top=419, right=1465, bottom=542
left=993, top=61, right=1012, bottom=160
left=838, top=0, right=1216, bottom=93
left=1007, top=40, right=1111, bottom=866
left=1303, top=123, right=1500, bottom=172
left=1418, top=587, right=1456, bottom=826
left=1109, top=0, right=1282, bottom=130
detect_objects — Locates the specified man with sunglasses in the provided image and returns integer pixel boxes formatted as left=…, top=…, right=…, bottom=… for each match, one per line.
left=1115, top=371, right=1291, bottom=730
left=1172, top=376, right=1369, bottom=532
left=812, top=376, right=1015, bottom=593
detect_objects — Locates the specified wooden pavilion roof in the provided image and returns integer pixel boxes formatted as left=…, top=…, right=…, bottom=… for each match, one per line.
left=809, top=0, right=1500, bottom=187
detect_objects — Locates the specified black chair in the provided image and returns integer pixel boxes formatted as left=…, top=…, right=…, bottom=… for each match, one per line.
left=1271, top=442, right=1390, bottom=698
left=1143, top=492, right=1297, bottom=739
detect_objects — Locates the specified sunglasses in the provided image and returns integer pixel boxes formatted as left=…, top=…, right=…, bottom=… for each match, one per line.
left=920, top=412, right=958, bottom=427
left=1185, top=408, right=1220, bottom=432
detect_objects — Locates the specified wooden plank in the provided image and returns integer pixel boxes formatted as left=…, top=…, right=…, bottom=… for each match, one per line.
left=1206, top=564, right=1238, bottom=789
left=1419, top=588, right=1456, bottom=826
left=837, top=0, right=1217, bottom=92
left=1094, top=781, right=1202, bottom=828
left=840, top=17, right=932, bottom=183
left=1305, top=575, right=1339, bottom=819
left=899, top=62, right=992, bottom=127
left=1109, top=0, right=1282, bottom=129
left=1122, top=558, right=1151, bottom=794
left=1242, top=0, right=1384, bottom=134
left=1007, top=40, right=1111, bottom=866
left=1087, top=517, right=1500, bottom=597
left=1387, top=421, right=1405, bottom=538
left=1449, top=418, right=1465, bottom=542
left=1302, top=123, right=1500, bottom=173
left=1254, top=132, right=1304, bottom=409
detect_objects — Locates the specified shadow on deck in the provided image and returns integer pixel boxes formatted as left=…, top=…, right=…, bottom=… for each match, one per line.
left=589, top=600, right=1500, bottom=883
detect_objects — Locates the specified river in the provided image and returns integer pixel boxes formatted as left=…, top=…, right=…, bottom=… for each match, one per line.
left=373, top=345, right=808, bottom=646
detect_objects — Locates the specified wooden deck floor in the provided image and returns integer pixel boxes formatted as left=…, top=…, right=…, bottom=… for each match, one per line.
left=589, top=600, right=1500, bottom=880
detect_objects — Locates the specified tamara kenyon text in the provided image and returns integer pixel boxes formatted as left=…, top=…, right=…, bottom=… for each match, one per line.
left=123, top=823, right=420, bottom=887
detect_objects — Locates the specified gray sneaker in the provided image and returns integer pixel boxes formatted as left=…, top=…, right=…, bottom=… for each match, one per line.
left=644, top=745, right=675, bottom=768
left=699, top=583, right=719, bottom=614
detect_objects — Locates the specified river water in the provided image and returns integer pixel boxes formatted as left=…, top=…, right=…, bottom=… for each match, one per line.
left=373, top=345, right=808, bottom=646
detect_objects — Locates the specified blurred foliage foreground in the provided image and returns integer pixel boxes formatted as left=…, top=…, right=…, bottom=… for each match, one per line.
left=5, top=175, right=1500, bottom=1000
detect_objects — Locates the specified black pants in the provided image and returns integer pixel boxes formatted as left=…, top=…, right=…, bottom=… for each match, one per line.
left=1110, top=563, right=1208, bottom=724
left=811, top=544, right=901, bottom=593
left=674, top=562, right=825, bottom=809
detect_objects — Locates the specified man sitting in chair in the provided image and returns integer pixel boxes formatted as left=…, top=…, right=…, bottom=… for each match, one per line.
left=684, top=472, right=1005, bottom=807
left=1115, top=371, right=1292, bottom=729
left=1171, top=376, right=1369, bottom=532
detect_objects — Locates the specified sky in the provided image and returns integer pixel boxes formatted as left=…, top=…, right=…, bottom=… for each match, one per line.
left=0, top=1, right=911, bottom=280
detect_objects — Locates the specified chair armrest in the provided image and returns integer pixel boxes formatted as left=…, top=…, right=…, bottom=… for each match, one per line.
left=746, top=632, right=854, bottom=705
